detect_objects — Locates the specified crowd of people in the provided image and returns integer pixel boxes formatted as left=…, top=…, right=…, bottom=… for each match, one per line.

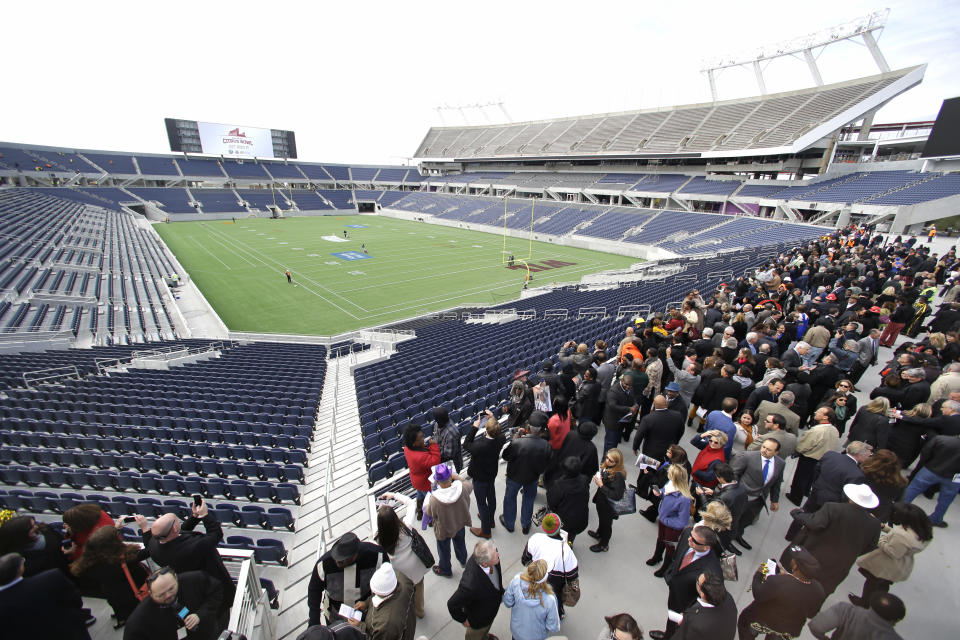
left=2, top=226, right=959, bottom=639
left=301, top=227, right=957, bottom=640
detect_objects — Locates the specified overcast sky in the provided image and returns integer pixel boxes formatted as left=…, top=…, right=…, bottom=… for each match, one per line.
left=3, top=0, right=958, bottom=165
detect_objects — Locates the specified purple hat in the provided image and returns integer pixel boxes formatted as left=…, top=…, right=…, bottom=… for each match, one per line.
left=433, top=463, right=452, bottom=484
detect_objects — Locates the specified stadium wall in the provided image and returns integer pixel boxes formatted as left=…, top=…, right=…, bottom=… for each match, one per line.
left=378, top=207, right=678, bottom=260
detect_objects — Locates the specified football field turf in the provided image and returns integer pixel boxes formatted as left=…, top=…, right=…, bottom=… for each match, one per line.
left=154, top=215, right=639, bottom=336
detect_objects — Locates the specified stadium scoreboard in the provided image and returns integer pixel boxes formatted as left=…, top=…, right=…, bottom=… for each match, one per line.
left=165, top=118, right=297, bottom=159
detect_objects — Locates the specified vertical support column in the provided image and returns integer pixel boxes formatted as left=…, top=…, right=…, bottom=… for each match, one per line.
left=752, top=60, right=767, bottom=95
left=707, top=69, right=718, bottom=102
left=862, top=31, right=890, bottom=73
left=803, top=48, right=824, bottom=86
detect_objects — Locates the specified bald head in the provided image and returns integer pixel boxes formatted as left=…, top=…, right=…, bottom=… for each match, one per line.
left=151, top=514, right=179, bottom=542
left=653, top=395, right=667, bottom=410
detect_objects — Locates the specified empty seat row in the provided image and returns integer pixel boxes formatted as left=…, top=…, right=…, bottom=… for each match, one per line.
left=1, top=418, right=312, bottom=439
left=0, top=429, right=309, bottom=454
left=0, top=466, right=301, bottom=502
left=0, top=444, right=307, bottom=468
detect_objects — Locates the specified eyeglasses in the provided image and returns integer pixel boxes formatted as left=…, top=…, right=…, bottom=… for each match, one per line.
left=689, top=535, right=707, bottom=547
left=838, top=383, right=851, bottom=388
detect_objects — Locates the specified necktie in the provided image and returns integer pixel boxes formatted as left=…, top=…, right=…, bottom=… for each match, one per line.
left=680, top=549, right=696, bottom=570
left=762, top=458, right=771, bottom=484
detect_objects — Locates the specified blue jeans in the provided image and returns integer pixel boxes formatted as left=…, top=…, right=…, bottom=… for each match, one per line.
left=436, top=527, right=467, bottom=574
left=603, top=426, right=621, bottom=455
left=802, top=347, right=823, bottom=368
left=904, top=466, right=960, bottom=524
left=474, top=479, right=496, bottom=535
left=502, top=478, right=537, bottom=531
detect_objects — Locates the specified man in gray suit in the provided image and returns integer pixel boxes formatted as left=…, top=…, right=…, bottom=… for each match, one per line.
left=748, top=414, right=797, bottom=458
left=849, top=329, right=881, bottom=386
left=755, top=391, right=801, bottom=435
left=730, top=438, right=785, bottom=550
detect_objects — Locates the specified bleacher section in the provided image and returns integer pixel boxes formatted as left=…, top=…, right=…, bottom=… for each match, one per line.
left=415, top=67, right=921, bottom=159
left=135, top=156, right=180, bottom=177
left=192, top=189, right=243, bottom=213
left=262, top=162, right=306, bottom=180
left=0, top=189, right=181, bottom=343
left=0, top=340, right=326, bottom=565
left=81, top=153, right=137, bottom=175
left=222, top=160, right=270, bottom=180
left=128, top=187, right=196, bottom=214
left=174, top=157, right=225, bottom=178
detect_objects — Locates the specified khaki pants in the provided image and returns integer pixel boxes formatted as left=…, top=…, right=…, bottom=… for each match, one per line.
left=464, top=623, right=492, bottom=640
left=414, top=579, right=424, bottom=618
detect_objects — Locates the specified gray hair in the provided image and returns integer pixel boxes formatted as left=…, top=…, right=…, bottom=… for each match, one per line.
left=946, top=363, right=960, bottom=374
left=846, top=441, right=873, bottom=457
left=943, top=400, right=960, bottom=414
left=796, top=341, right=811, bottom=350
left=903, top=368, right=925, bottom=379
left=702, top=327, right=714, bottom=338
left=474, top=540, right=498, bottom=566
left=822, top=353, right=837, bottom=365
left=779, top=391, right=795, bottom=406
left=745, top=332, right=758, bottom=342
left=844, top=340, right=859, bottom=351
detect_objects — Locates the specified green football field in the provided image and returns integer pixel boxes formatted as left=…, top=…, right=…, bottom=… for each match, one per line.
left=154, top=216, right=639, bottom=336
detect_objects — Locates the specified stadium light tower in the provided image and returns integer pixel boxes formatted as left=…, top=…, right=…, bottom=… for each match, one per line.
left=434, top=101, right=512, bottom=126
left=700, top=9, right=890, bottom=101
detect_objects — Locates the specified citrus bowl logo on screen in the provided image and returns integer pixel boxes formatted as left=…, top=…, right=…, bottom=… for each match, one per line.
left=221, top=128, right=254, bottom=155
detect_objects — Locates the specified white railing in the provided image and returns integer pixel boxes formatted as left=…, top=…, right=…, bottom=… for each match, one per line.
left=543, top=309, right=569, bottom=319
left=224, top=549, right=276, bottom=640
left=23, top=365, right=81, bottom=389
left=517, top=309, right=537, bottom=319
left=617, top=304, right=650, bottom=318
left=578, top=306, right=606, bottom=318
left=665, top=300, right=683, bottom=311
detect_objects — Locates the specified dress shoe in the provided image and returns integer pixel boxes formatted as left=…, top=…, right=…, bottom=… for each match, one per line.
left=640, top=508, right=658, bottom=523
left=431, top=566, right=452, bottom=577
left=727, top=544, right=742, bottom=557
left=522, top=526, right=531, bottom=535
left=470, top=527, right=491, bottom=539
left=589, top=543, right=608, bottom=552
left=653, top=565, right=667, bottom=578
left=785, top=493, right=803, bottom=507
left=848, top=593, right=866, bottom=608
left=588, top=529, right=600, bottom=539
left=646, top=556, right=662, bottom=566
left=735, top=536, right=752, bottom=550
left=932, top=521, right=948, bottom=528
left=498, top=514, right=514, bottom=532
left=649, top=630, right=667, bottom=639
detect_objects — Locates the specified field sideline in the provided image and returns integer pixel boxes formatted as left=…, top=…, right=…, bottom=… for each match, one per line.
left=154, top=215, right=639, bottom=335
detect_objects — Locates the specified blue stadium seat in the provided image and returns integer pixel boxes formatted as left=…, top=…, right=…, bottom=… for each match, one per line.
left=157, top=475, right=182, bottom=495
left=238, top=505, right=266, bottom=528
left=253, top=538, right=287, bottom=565
left=211, top=504, right=239, bottom=526
left=273, top=483, right=300, bottom=505
left=163, top=500, right=190, bottom=518
left=136, top=498, right=163, bottom=517
left=57, top=493, right=84, bottom=513
left=138, top=473, right=162, bottom=494
left=264, top=508, right=295, bottom=531
left=282, top=464, right=304, bottom=484
left=386, top=452, right=406, bottom=475
left=228, top=479, right=253, bottom=501
left=222, top=535, right=254, bottom=551
left=111, top=496, right=137, bottom=516
left=116, top=471, right=140, bottom=492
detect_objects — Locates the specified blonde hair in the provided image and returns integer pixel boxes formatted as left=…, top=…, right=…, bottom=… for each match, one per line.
left=520, top=559, right=554, bottom=605
left=929, top=332, right=946, bottom=350
left=904, top=403, right=932, bottom=419
left=865, top=397, right=890, bottom=415
left=484, top=416, right=501, bottom=438
left=705, top=429, right=729, bottom=446
left=667, top=464, right=693, bottom=500
left=604, top=449, right=626, bottom=479
left=701, top=501, right=733, bottom=532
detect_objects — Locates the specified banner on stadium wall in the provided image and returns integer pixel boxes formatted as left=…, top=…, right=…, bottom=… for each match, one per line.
left=197, top=122, right=275, bottom=158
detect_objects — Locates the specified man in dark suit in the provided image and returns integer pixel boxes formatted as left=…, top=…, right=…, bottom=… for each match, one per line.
left=701, top=463, right=748, bottom=555
left=701, top=365, right=743, bottom=413
left=632, top=395, right=684, bottom=463
left=136, top=498, right=235, bottom=605
left=665, top=381, right=688, bottom=418
left=123, top=568, right=225, bottom=640
left=447, top=540, right=504, bottom=640
left=649, top=525, right=723, bottom=639
left=673, top=572, right=737, bottom=640
left=0, top=553, right=91, bottom=640
left=806, top=442, right=871, bottom=511
left=870, top=367, right=930, bottom=410
left=730, top=438, right=785, bottom=550
left=805, top=354, right=843, bottom=414
left=744, top=378, right=784, bottom=416
left=603, top=374, right=637, bottom=453
left=781, top=341, right=812, bottom=383
left=786, top=484, right=882, bottom=596
left=573, top=367, right=601, bottom=423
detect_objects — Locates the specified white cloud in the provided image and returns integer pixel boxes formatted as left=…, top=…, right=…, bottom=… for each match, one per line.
left=2, top=0, right=957, bottom=164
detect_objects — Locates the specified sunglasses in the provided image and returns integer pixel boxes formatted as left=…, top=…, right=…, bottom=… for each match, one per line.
left=146, top=566, right=175, bottom=585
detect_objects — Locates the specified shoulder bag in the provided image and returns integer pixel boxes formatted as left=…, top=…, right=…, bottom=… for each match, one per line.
left=607, top=475, right=636, bottom=517
left=122, top=562, right=149, bottom=601
left=404, top=523, right=436, bottom=568
left=558, top=541, right=581, bottom=607
left=720, top=551, right=739, bottom=581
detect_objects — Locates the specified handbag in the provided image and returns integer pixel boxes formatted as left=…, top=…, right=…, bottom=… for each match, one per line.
left=608, top=486, right=636, bottom=517
left=720, top=551, right=739, bottom=581
left=532, top=506, right=548, bottom=527
left=404, top=524, right=435, bottom=568
left=122, top=562, right=149, bottom=601
left=558, top=542, right=580, bottom=607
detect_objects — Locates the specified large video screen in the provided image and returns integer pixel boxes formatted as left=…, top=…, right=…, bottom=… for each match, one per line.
left=921, top=97, right=960, bottom=158
left=197, top=121, right=276, bottom=158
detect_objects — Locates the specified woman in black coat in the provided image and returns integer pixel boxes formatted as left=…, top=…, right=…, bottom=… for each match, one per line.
left=588, top=449, right=627, bottom=553
left=0, top=515, right=68, bottom=577
left=70, top=525, right=149, bottom=626
left=544, top=420, right=599, bottom=487
left=464, top=411, right=508, bottom=537
left=546, top=456, right=591, bottom=541
left=886, top=402, right=933, bottom=468
left=846, top=397, right=893, bottom=450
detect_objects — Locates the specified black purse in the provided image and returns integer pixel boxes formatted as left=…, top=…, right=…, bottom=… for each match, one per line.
left=404, top=524, right=435, bottom=568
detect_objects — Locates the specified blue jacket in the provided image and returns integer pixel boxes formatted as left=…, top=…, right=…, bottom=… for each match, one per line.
left=502, top=574, right=561, bottom=640
left=658, top=490, right=691, bottom=531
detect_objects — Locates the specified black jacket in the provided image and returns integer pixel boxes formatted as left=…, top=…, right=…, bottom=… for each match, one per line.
left=790, top=502, right=881, bottom=595
left=546, top=473, right=591, bottom=535
left=545, top=426, right=599, bottom=485
left=632, top=409, right=684, bottom=462
left=143, top=514, right=234, bottom=604
left=308, top=542, right=383, bottom=626
left=738, top=570, right=826, bottom=637
left=808, top=451, right=865, bottom=510
left=846, top=409, right=891, bottom=450
left=673, top=590, right=737, bottom=640
left=574, top=379, right=601, bottom=422
left=713, top=482, right=748, bottom=535
left=603, top=381, right=636, bottom=431
left=446, top=555, right=504, bottom=629
left=0, top=568, right=90, bottom=640
left=123, top=570, right=224, bottom=640
left=502, top=434, right=552, bottom=485
left=664, top=526, right=723, bottom=613
left=870, top=379, right=931, bottom=411
left=916, top=434, right=960, bottom=477
left=702, top=376, right=743, bottom=412
left=463, top=427, right=506, bottom=482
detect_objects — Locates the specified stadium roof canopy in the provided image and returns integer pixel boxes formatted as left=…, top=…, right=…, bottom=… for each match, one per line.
left=414, top=65, right=925, bottom=162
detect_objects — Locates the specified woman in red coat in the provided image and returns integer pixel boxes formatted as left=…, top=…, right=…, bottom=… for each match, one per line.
left=403, top=423, right=440, bottom=520
left=689, top=430, right=728, bottom=489
left=63, top=503, right=115, bottom=561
